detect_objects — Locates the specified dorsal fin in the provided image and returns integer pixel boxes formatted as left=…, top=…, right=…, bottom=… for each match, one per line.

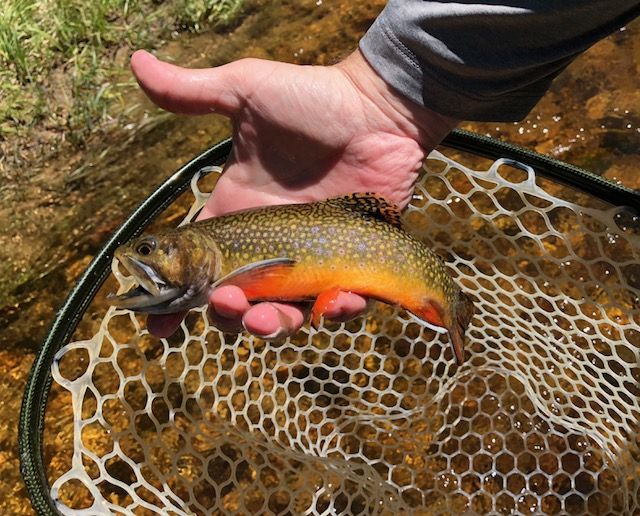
left=327, top=193, right=404, bottom=228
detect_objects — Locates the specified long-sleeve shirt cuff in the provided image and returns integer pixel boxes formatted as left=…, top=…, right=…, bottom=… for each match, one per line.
left=360, top=0, right=640, bottom=122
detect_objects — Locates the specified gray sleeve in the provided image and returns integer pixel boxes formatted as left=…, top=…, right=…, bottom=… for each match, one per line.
left=360, top=0, right=640, bottom=121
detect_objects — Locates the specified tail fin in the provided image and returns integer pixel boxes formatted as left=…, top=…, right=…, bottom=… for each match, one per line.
left=449, top=291, right=475, bottom=365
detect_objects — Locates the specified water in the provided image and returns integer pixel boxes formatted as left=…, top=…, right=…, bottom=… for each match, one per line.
left=2, top=1, right=638, bottom=513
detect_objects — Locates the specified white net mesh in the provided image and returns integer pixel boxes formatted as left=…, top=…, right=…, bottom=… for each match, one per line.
left=50, top=150, right=640, bottom=515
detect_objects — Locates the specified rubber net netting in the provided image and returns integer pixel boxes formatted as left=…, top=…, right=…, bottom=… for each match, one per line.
left=49, top=150, right=640, bottom=515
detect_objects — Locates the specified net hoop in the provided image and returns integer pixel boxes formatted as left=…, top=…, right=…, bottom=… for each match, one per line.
left=19, top=131, right=640, bottom=515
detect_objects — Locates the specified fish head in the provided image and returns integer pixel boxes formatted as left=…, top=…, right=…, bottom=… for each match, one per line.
left=108, top=230, right=219, bottom=314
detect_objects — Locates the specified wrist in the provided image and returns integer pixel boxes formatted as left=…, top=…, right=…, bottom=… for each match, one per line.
left=335, top=49, right=459, bottom=152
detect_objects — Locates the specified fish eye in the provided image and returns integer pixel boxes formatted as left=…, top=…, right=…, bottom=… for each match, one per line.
left=136, top=238, right=156, bottom=256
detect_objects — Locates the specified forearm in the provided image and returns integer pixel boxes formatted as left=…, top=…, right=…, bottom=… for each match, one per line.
left=360, top=0, right=640, bottom=121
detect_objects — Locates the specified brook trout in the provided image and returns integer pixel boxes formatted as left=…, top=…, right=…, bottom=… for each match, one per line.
left=109, top=193, right=474, bottom=364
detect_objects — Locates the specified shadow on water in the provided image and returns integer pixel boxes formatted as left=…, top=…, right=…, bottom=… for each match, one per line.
left=1, top=0, right=638, bottom=513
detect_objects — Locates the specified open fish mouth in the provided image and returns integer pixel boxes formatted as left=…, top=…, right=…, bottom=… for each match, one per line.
left=107, top=256, right=184, bottom=311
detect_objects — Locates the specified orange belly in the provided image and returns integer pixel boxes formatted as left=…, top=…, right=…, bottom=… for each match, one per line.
left=232, top=260, right=446, bottom=327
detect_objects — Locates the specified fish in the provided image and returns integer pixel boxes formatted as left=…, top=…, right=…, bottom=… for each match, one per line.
left=108, top=193, right=474, bottom=364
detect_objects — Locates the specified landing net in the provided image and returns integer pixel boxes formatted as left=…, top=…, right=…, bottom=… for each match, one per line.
left=49, top=150, right=640, bottom=514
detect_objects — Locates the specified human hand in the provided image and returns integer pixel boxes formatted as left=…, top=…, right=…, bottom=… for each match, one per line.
left=130, top=49, right=458, bottom=339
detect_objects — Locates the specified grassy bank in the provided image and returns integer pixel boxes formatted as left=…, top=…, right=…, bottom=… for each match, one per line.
left=0, top=0, right=243, bottom=166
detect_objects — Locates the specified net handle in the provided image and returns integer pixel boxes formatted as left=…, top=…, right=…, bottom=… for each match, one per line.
left=18, top=132, right=640, bottom=515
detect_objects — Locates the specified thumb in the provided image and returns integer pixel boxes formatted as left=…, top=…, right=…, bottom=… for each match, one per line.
left=130, top=50, right=243, bottom=116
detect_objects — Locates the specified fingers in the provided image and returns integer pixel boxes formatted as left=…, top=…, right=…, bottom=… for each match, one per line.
left=209, top=286, right=365, bottom=339
left=210, top=286, right=306, bottom=339
left=242, top=302, right=307, bottom=339
left=207, top=285, right=249, bottom=333
left=317, top=291, right=368, bottom=322
left=209, top=285, right=251, bottom=318
left=130, top=50, right=243, bottom=116
left=147, top=286, right=368, bottom=339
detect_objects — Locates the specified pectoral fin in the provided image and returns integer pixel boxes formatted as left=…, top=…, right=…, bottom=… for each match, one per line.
left=212, top=258, right=297, bottom=291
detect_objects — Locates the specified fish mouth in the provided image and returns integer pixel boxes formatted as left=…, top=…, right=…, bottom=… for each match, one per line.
left=108, top=255, right=185, bottom=312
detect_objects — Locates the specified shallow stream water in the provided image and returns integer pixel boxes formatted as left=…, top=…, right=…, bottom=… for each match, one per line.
left=1, top=1, right=638, bottom=513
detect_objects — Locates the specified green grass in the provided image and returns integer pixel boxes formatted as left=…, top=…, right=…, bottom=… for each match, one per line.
left=0, top=0, right=244, bottom=151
